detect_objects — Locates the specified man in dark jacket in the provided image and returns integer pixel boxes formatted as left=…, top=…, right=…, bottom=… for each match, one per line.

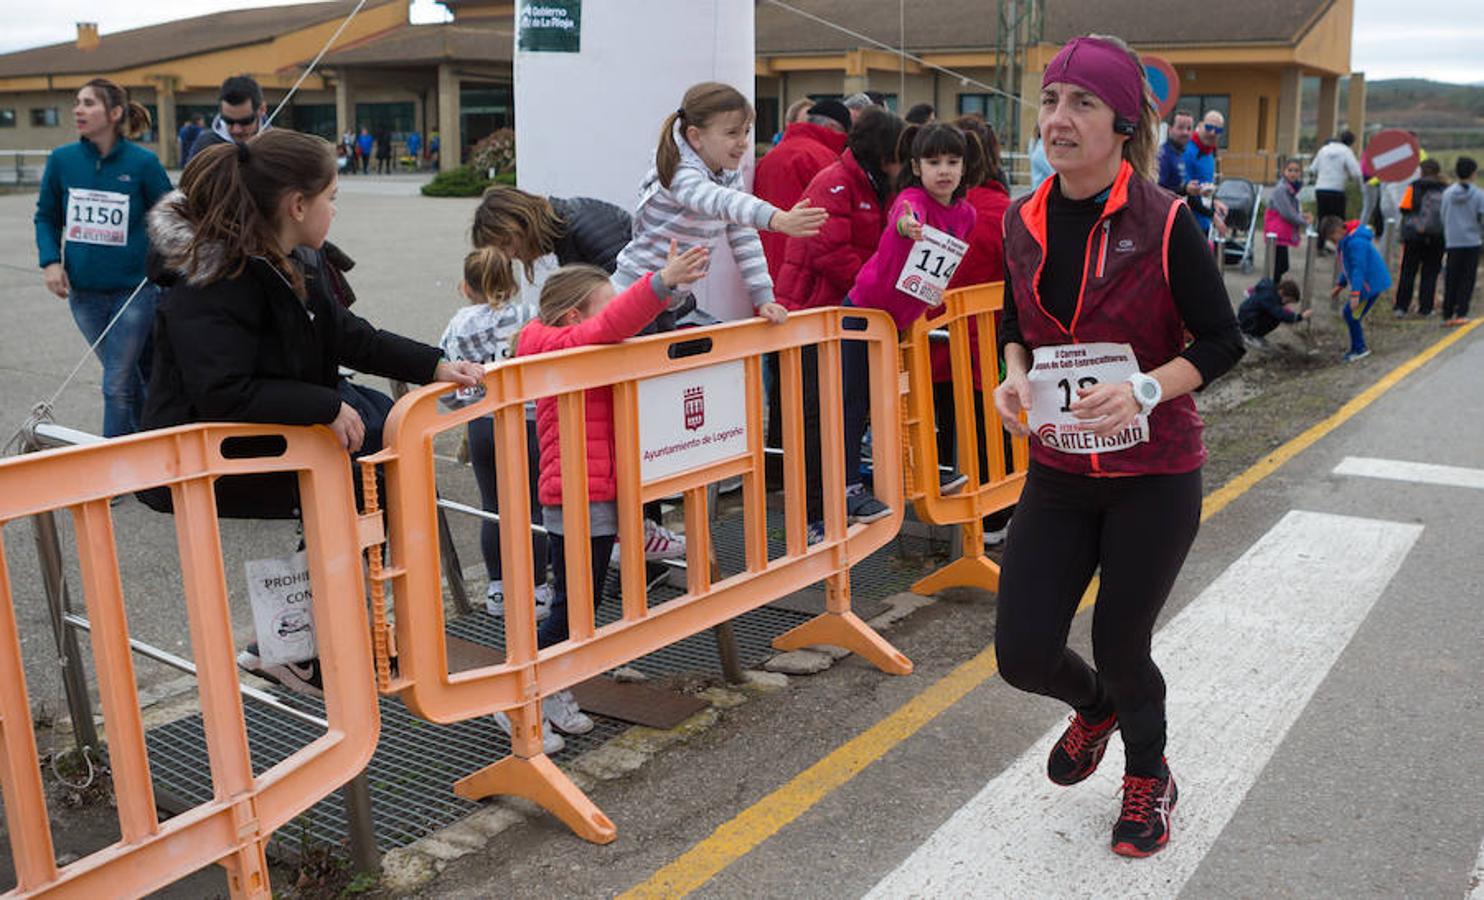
left=754, top=100, right=849, bottom=279
left=1157, top=108, right=1194, bottom=196
left=1238, top=277, right=1310, bottom=349
left=188, top=75, right=268, bottom=161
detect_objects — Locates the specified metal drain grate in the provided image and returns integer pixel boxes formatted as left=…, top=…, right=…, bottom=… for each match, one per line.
left=146, top=690, right=628, bottom=856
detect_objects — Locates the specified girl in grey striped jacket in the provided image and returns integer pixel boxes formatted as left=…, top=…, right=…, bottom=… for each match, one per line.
left=613, top=82, right=827, bottom=323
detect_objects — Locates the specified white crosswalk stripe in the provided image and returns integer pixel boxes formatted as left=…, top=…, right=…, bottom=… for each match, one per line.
left=867, top=510, right=1422, bottom=899
left=1333, top=456, right=1484, bottom=490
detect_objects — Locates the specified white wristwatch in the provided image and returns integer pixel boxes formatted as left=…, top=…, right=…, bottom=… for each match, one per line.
left=1127, top=372, right=1162, bottom=415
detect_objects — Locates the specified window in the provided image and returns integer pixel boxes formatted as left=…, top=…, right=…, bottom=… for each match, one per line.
left=30, top=107, right=59, bottom=127
left=1173, top=94, right=1230, bottom=149
left=0, top=109, right=15, bottom=128
left=755, top=96, right=779, bottom=141
left=958, top=94, right=991, bottom=117
left=289, top=104, right=337, bottom=141
left=1256, top=96, right=1269, bottom=150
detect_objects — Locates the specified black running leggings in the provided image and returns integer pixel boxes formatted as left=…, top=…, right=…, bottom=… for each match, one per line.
left=994, top=462, right=1202, bottom=776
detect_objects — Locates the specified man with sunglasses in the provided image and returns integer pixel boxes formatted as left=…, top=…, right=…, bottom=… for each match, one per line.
left=186, top=75, right=269, bottom=164
left=1182, top=110, right=1228, bottom=236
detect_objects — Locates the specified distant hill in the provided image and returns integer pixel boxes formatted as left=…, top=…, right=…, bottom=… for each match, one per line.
left=1303, top=78, right=1484, bottom=149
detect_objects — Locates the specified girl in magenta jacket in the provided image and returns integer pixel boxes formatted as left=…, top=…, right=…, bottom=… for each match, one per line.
left=514, top=243, right=708, bottom=662
left=838, top=123, right=982, bottom=524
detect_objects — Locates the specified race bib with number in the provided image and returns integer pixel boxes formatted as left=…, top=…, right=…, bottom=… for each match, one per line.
left=1026, top=342, right=1150, bottom=455
left=894, top=223, right=968, bottom=307
left=65, top=188, right=129, bottom=247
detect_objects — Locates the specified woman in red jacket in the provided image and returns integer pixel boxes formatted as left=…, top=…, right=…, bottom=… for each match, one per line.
left=768, top=108, right=904, bottom=534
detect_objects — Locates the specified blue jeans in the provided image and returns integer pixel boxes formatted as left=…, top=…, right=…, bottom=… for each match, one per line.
left=1342, top=292, right=1379, bottom=355
left=68, top=284, right=159, bottom=437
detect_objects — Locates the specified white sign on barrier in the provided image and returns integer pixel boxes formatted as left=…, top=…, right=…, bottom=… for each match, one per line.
left=244, top=550, right=317, bottom=666
left=637, top=360, right=748, bottom=482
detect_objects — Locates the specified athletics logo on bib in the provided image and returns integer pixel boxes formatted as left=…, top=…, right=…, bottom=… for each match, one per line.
left=895, top=223, right=968, bottom=307
left=65, top=188, right=129, bottom=247
left=1026, top=342, right=1150, bottom=454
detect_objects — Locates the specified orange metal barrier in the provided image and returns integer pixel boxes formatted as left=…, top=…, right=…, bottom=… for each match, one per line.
left=0, top=424, right=380, bottom=898
left=362, top=307, right=911, bottom=843
left=900, top=282, right=1029, bottom=595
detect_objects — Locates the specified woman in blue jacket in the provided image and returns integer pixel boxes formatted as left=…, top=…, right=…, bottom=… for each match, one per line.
left=34, top=78, right=173, bottom=437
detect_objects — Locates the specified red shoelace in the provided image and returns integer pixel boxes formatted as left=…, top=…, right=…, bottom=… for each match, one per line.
left=1119, top=774, right=1163, bottom=822
left=1059, top=713, right=1112, bottom=757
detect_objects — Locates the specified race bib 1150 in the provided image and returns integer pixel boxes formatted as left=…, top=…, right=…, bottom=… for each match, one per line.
left=65, top=188, right=129, bottom=247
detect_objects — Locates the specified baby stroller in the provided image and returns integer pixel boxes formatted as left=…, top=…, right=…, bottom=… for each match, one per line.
left=1212, top=178, right=1262, bottom=273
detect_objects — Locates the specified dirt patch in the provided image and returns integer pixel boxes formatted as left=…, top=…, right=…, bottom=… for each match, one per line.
left=1197, top=298, right=1456, bottom=490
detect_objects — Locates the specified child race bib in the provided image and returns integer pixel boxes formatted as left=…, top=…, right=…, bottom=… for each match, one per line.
left=65, top=188, right=129, bottom=247
left=895, top=224, right=968, bottom=307
left=1026, top=342, right=1150, bottom=455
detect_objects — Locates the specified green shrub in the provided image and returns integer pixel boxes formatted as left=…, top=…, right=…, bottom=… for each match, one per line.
left=420, top=166, right=492, bottom=197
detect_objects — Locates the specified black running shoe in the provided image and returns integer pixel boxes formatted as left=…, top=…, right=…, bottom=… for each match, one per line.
left=1047, top=711, right=1118, bottom=786
left=1111, top=765, right=1178, bottom=858
left=846, top=488, right=890, bottom=523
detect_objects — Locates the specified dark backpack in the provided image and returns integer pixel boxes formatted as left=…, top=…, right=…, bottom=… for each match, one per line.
left=1404, top=183, right=1445, bottom=240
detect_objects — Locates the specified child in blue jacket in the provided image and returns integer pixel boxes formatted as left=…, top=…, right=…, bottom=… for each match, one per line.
left=1322, top=216, right=1391, bottom=362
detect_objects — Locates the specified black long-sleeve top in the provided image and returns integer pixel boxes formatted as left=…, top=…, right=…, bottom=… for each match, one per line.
left=1000, top=182, right=1244, bottom=385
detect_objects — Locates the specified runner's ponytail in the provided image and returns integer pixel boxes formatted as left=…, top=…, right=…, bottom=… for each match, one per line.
left=463, top=246, right=519, bottom=308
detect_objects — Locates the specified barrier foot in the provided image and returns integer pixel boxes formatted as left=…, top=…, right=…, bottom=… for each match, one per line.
left=453, top=753, right=616, bottom=845
left=772, top=611, right=913, bottom=675
left=911, top=552, right=1001, bottom=596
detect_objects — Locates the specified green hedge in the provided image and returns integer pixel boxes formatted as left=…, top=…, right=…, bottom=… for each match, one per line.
left=420, top=166, right=519, bottom=197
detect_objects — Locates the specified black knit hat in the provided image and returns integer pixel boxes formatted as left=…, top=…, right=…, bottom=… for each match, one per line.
left=807, top=99, right=852, bottom=132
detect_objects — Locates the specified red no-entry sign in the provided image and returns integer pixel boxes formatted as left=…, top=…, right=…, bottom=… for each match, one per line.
left=1363, top=129, right=1422, bottom=183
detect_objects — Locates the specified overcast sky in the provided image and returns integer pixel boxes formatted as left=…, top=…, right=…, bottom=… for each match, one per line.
left=0, top=0, right=1480, bottom=85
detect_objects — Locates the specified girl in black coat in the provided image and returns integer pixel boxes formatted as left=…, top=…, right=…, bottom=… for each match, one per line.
left=144, top=130, right=480, bottom=469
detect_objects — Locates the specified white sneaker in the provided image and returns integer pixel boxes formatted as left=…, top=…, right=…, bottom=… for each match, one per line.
left=611, top=519, right=687, bottom=564
left=984, top=520, right=1010, bottom=548
left=485, top=582, right=554, bottom=622
left=533, top=582, right=554, bottom=622
left=492, top=710, right=564, bottom=754
left=543, top=689, right=594, bottom=735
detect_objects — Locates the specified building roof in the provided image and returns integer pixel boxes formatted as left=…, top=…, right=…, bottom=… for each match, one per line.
left=756, top=0, right=1333, bottom=54
left=0, top=0, right=399, bottom=78
left=319, top=21, right=513, bottom=67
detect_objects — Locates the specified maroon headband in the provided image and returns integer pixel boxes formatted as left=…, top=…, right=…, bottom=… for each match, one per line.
left=1041, top=36, right=1146, bottom=125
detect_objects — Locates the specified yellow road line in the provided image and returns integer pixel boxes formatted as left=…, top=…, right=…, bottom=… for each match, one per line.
left=619, top=322, right=1480, bottom=899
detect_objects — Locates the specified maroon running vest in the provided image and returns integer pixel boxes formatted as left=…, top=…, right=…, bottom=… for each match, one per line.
left=1004, top=160, right=1206, bottom=476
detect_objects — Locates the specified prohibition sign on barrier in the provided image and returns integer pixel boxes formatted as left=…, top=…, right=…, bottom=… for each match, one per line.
left=1363, top=128, right=1422, bottom=183
left=1142, top=55, right=1180, bottom=119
